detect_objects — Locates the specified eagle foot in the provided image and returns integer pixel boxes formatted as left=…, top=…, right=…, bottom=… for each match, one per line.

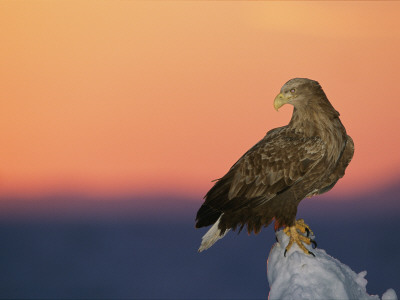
left=295, top=219, right=314, bottom=236
left=283, top=219, right=316, bottom=257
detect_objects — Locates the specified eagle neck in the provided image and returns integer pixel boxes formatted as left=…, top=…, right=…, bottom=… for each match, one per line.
left=288, top=100, right=347, bottom=172
left=288, top=101, right=341, bottom=139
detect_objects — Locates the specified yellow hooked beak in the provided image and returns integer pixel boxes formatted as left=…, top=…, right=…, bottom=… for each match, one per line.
left=273, top=93, right=289, bottom=111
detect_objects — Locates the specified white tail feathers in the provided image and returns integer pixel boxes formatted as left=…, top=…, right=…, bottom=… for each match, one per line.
left=198, top=215, right=230, bottom=252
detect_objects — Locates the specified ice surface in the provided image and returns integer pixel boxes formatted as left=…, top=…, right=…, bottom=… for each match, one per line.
left=267, top=230, right=398, bottom=300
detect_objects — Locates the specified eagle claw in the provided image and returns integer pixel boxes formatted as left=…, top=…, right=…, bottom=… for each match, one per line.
left=311, top=239, right=317, bottom=249
left=283, top=219, right=316, bottom=257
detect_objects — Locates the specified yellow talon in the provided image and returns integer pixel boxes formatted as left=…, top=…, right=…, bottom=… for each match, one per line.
left=283, top=219, right=316, bottom=256
left=295, top=219, right=314, bottom=236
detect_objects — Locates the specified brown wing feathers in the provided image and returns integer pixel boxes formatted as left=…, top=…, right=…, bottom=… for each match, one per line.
left=195, top=128, right=326, bottom=233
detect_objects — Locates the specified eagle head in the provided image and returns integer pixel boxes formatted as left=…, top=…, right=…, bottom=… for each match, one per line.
left=274, top=78, right=322, bottom=111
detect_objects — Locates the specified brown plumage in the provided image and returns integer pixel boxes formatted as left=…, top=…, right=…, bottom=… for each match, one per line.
left=195, top=78, right=354, bottom=252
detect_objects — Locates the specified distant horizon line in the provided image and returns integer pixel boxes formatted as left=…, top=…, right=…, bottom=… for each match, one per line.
left=0, top=175, right=399, bottom=202
left=0, top=179, right=398, bottom=221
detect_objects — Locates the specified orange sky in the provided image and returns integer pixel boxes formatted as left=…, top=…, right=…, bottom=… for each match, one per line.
left=1, top=1, right=400, bottom=199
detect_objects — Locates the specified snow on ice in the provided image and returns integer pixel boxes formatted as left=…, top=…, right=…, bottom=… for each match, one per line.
left=267, top=229, right=397, bottom=300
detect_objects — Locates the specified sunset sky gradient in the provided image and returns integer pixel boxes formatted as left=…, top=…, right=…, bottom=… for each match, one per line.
left=1, top=1, right=400, bottom=200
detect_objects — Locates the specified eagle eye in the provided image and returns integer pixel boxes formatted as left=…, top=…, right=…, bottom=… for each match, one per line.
left=290, top=89, right=295, bottom=93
